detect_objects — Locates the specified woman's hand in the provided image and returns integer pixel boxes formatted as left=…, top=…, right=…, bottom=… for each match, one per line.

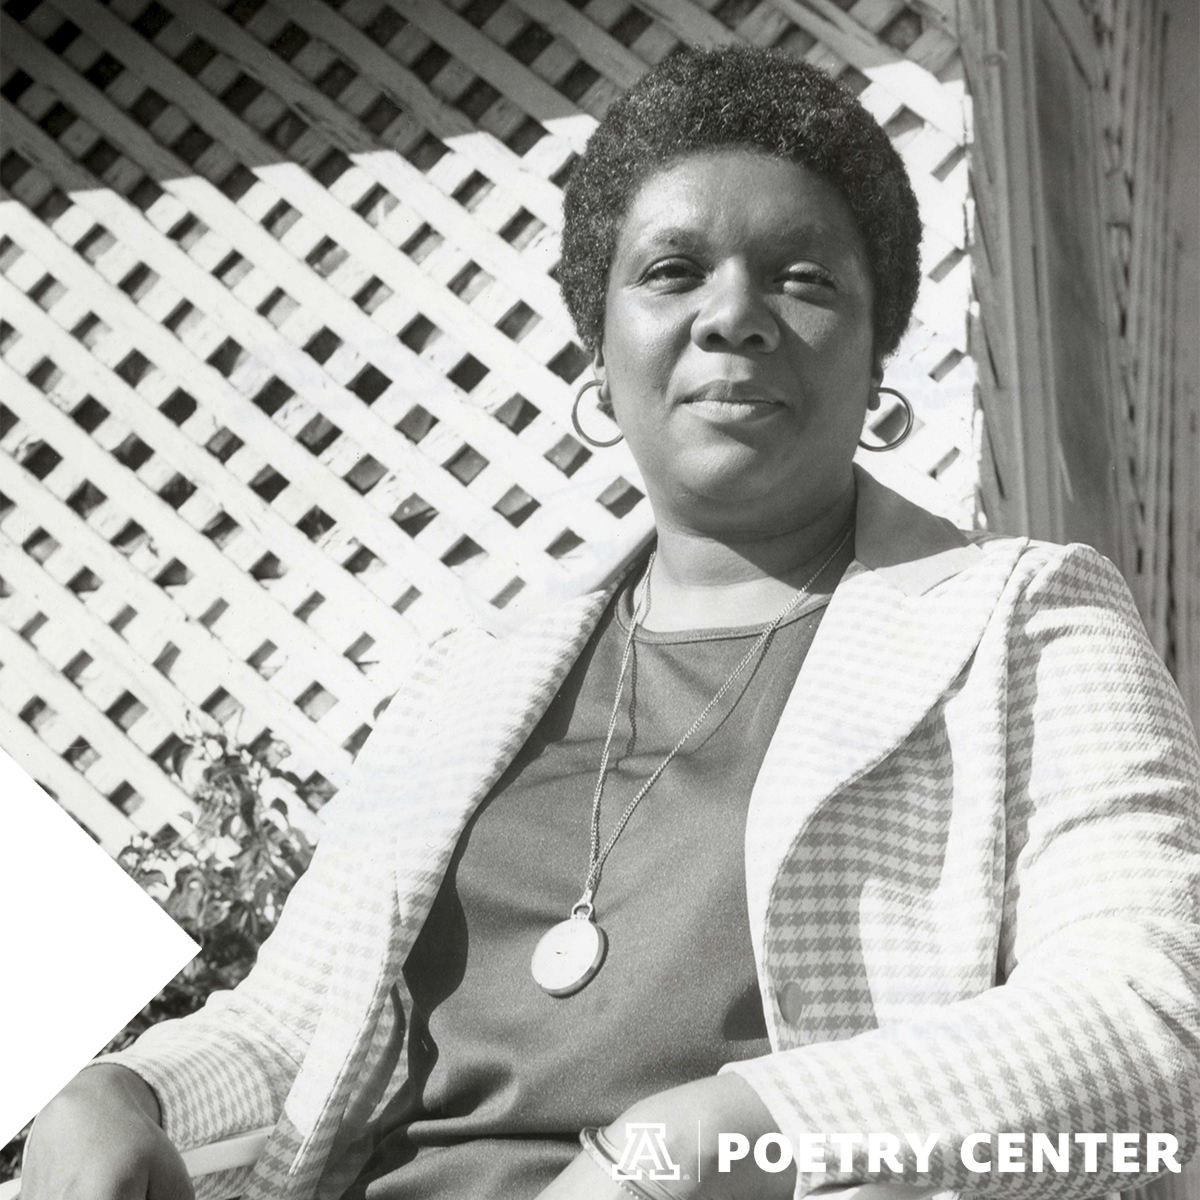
left=535, top=1074, right=792, bottom=1199
left=615, top=1074, right=795, bottom=1200
left=537, top=1077, right=947, bottom=1200
left=19, top=1064, right=193, bottom=1200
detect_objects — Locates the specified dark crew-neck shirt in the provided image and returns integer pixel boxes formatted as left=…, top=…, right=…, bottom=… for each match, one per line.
left=342, top=559, right=846, bottom=1199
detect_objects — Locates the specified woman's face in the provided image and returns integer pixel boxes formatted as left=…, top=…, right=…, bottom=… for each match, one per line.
left=595, top=149, right=878, bottom=539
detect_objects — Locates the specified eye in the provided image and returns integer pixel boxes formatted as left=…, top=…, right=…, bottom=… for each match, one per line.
left=782, top=264, right=836, bottom=291
left=639, top=257, right=703, bottom=287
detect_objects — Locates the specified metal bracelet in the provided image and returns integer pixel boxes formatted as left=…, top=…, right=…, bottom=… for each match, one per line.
left=580, top=1127, right=655, bottom=1198
left=579, top=1127, right=687, bottom=1200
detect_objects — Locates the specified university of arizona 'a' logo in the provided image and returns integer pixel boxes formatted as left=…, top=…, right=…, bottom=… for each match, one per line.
left=612, top=1123, right=682, bottom=1181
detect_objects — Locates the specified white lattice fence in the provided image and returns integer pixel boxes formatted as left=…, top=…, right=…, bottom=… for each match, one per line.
left=0, top=0, right=976, bottom=853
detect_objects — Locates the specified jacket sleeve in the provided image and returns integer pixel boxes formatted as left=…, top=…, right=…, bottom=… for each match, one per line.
left=91, top=632, right=469, bottom=1166
left=723, top=543, right=1200, bottom=1198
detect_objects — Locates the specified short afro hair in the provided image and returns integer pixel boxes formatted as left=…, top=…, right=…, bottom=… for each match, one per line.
left=559, top=45, right=922, bottom=365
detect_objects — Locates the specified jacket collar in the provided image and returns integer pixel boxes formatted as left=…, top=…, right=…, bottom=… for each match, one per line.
left=742, top=470, right=1026, bottom=987
left=851, top=464, right=984, bottom=595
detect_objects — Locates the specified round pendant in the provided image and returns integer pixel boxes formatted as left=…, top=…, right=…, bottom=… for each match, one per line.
left=531, top=916, right=607, bottom=997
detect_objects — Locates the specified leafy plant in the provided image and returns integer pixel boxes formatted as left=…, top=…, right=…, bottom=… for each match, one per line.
left=107, top=732, right=318, bottom=1049
left=0, top=733, right=319, bottom=1180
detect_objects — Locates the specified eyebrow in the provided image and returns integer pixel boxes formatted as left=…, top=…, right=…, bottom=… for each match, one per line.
left=629, top=227, right=709, bottom=253
left=627, top=223, right=861, bottom=263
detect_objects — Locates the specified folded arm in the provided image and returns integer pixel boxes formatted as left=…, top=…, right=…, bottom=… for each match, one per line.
left=73, top=634, right=468, bottom=1158
left=715, top=544, right=1200, bottom=1198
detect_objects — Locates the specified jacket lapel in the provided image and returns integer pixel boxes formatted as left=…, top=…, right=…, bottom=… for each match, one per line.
left=743, top=468, right=1027, bottom=972
left=274, top=587, right=621, bottom=1199
left=390, top=584, right=620, bottom=938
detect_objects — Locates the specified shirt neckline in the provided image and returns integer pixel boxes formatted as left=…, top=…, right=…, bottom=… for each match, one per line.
left=612, top=547, right=852, bottom=646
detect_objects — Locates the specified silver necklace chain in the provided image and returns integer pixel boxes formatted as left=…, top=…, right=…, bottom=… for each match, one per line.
left=572, top=522, right=855, bottom=919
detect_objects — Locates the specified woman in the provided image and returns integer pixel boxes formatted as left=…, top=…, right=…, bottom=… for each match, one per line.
left=23, top=46, right=1200, bottom=1200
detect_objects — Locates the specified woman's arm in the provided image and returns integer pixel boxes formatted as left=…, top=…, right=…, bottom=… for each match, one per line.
left=21, top=1064, right=193, bottom=1200
left=717, top=543, right=1200, bottom=1198
left=538, top=1075, right=942, bottom=1199
left=534, top=1074, right=793, bottom=1200
left=22, top=632, right=469, bottom=1196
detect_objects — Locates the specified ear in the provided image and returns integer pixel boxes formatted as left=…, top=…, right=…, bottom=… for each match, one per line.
left=587, top=344, right=617, bottom=421
left=867, top=356, right=884, bottom=411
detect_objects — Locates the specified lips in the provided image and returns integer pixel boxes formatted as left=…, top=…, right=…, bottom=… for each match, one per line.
left=678, top=380, right=787, bottom=422
left=681, top=380, right=784, bottom=404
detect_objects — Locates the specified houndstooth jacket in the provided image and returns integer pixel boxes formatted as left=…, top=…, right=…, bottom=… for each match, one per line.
left=103, top=468, right=1200, bottom=1200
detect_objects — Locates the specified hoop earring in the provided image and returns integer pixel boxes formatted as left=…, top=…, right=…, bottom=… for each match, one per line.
left=858, top=387, right=915, bottom=452
left=571, top=379, right=624, bottom=448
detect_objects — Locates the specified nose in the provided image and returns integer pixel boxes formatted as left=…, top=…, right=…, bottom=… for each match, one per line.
left=690, top=264, right=780, bottom=354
